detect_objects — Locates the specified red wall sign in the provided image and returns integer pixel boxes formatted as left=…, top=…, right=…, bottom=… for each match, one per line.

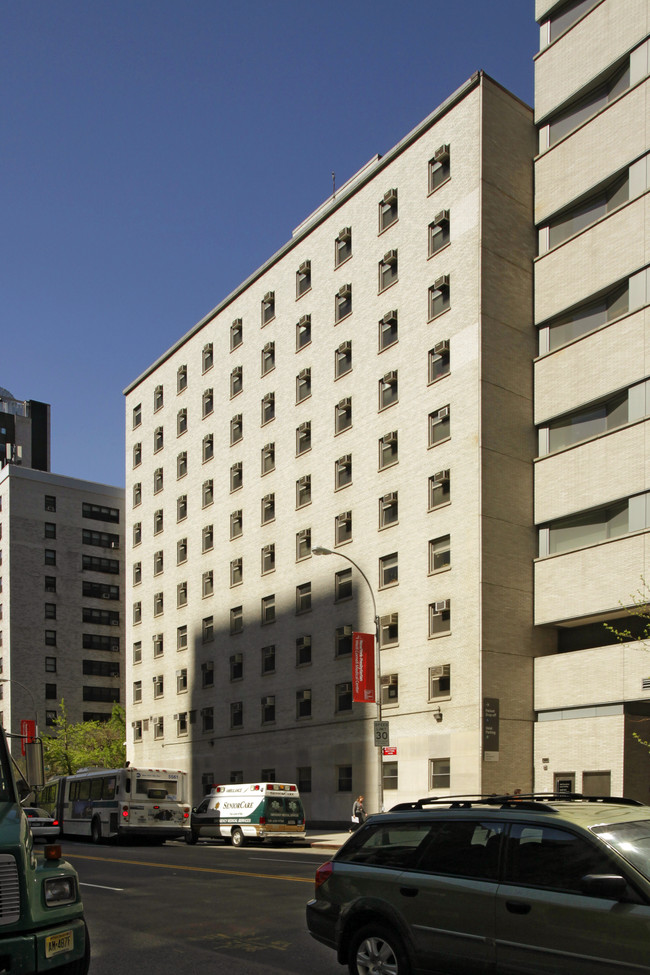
left=352, top=632, right=376, bottom=703
left=20, top=720, right=36, bottom=756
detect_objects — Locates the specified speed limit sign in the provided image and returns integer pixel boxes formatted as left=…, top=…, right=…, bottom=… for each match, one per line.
left=374, top=720, right=390, bottom=746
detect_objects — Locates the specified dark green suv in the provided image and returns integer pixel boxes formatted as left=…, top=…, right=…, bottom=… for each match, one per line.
left=306, top=794, right=650, bottom=975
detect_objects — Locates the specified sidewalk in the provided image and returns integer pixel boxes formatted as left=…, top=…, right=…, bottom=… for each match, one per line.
left=306, top=831, right=351, bottom=850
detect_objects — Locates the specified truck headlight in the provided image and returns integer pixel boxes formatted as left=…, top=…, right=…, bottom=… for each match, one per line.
left=44, top=877, right=76, bottom=906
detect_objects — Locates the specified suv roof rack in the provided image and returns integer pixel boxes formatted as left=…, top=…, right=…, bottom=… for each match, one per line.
left=389, top=792, right=644, bottom=813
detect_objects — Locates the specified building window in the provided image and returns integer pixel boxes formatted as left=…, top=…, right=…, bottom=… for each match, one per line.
left=287, top=477, right=308, bottom=516
left=380, top=613, right=399, bottom=649
left=429, top=534, right=450, bottom=573
left=542, top=498, right=633, bottom=557
left=230, top=653, right=243, bottom=681
left=177, top=408, right=187, bottom=436
left=231, top=556, right=243, bottom=586
left=429, top=757, right=450, bottom=790
left=378, top=310, right=398, bottom=351
left=379, top=188, right=398, bottom=231
left=378, top=431, right=398, bottom=471
left=296, top=528, right=311, bottom=561
left=177, top=495, right=187, bottom=522
left=428, top=209, right=450, bottom=255
left=202, top=661, right=214, bottom=688
left=203, top=615, right=214, bottom=643
left=335, top=341, right=352, bottom=379
left=177, top=625, right=188, bottom=651
left=296, top=260, right=311, bottom=298
left=153, top=674, right=164, bottom=699
left=336, top=683, right=352, bottom=713
left=46, top=711, right=57, bottom=728
left=296, top=689, right=312, bottom=719
left=153, top=633, right=164, bottom=658
left=379, top=493, right=398, bottom=529
left=176, top=669, right=188, bottom=694
left=202, top=434, right=214, bottom=463
left=153, top=592, right=163, bottom=617
left=133, top=403, right=142, bottom=428
left=428, top=341, right=450, bottom=383
left=133, top=522, right=142, bottom=546
left=175, top=712, right=188, bottom=737
left=133, top=561, right=141, bottom=585
left=230, top=606, right=243, bottom=635
left=261, top=644, right=276, bottom=674
left=297, top=766, right=312, bottom=792
left=202, top=480, right=214, bottom=507
left=153, top=426, right=163, bottom=453
left=261, top=341, right=275, bottom=376
left=335, top=398, right=352, bottom=434
left=261, top=392, right=275, bottom=426
left=546, top=59, right=632, bottom=148
left=381, top=674, right=399, bottom=708
left=202, top=707, right=214, bottom=732
left=202, top=571, right=213, bottom=598
left=429, top=406, right=450, bottom=445
left=335, top=226, right=352, bottom=267
left=296, top=635, right=312, bottom=666
left=542, top=280, right=629, bottom=353
left=177, top=365, right=187, bottom=393
left=154, top=549, right=164, bottom=574
left=154, top=385, right=163, bottom=411
left=544, top=173, right=629, bottom=252
left=335, top=625, right=352, bottom=657
left=296, top=368, right=311, bottom=403
left=261, top=291, right=275, bottom=326
left=133, top=641, right=142, bottom=664
left=296, top=315, right=311, bottom=350
left=428, top=275, right=450, bottom=320
left=261, top=493, right=275, bottom=525
left=261, top=594, right=275, bottom=625
left=429, top=600, right=451, bottom=637
left=335, top=568, right=352, bottom=601
left=230, top=414, right=243, bottom=445
left=44, top=630, right=57, bottom=647
left=44, top=522, right=56, bottom=539
left=379, top=371, right=398, bottom=410
left=335, top=510, right=352, bottom=545
left=229, top=365, right=243, bottom=399
left=429, top=664, right=451, bottom=700
left=261, top=695, right=275, bottom=724
left=261, top=544, right=275, bottom=575
left=261, top=442, right=275, bottom=475
left=199, top=524, right=213, bottom=554
left=133, top=443, right=142, bottom=468
left=231, top=318, right=243, bottom=350
left=153, top=468, right=163, bottom=494
left=202, top=343, right=213, bottom=373
left=296, top=421, right=311, bottom=455
left=429, top=144, right=450, bottom=193
left=230, top=509, right=243, bottom=539
left=151, top=508, right=163, bottom=534
left=335, top=454, right=352, bottom=490
left=45, top=576, right=56, bottom=593
left=231, top=702, right=243, bottom=728
left=44, top=495, right=56, bottom=512
left=335, top=283, right=352, bottom=323
left=230, top=461, right=243, bottom=492
left=379, top=552, right=398, bottom=588
left=153, top=717, right=164, bottom=740
left=383, top=761, right=398, bottom=791
left=378, top=249, right=398, bottom=291
left=175, top=452, right=187, bottom=479
left=429, top=469, right=450, bottom=509
left=296, top=582, right=312, bottom=614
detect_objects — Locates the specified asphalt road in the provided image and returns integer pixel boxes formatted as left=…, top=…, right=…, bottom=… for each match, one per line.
left=59, top=838, right=338, bottom=975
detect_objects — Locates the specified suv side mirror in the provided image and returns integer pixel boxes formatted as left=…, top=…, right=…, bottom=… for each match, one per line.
left=580, top=874, right=627, bottom=900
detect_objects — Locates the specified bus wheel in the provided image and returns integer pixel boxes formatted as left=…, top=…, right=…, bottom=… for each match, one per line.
left=185, top=830, right=198, bottom=845
left=231, top=827, right=245, bottom=848
left=91, top=818, right=102, bottom=844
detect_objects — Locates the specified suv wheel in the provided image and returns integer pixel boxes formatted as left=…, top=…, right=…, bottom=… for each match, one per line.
left=348, top=924, right=410, bottom=975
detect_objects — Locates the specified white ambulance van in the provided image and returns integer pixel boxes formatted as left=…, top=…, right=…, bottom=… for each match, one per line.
left=185, top=781, right=306, bottom=847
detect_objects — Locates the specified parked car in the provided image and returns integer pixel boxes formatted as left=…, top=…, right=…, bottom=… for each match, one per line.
left=306, top=793, right=650, bottom=975
left=22, top=806, right=60, bottom=841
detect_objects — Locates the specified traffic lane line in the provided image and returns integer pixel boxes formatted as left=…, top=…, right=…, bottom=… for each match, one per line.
left=80, top=882, right=124, bottom=891
left=66, top=852, right=312, bottom=884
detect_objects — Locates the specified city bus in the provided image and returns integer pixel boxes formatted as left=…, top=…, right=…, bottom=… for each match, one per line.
left=41, top=766, right=189, bottom=843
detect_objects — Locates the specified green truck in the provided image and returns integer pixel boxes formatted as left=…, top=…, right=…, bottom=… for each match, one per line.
left=0, top=725, right=89, bottom=973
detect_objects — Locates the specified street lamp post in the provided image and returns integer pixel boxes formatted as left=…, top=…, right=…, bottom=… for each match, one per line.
left=313, top=546, right=384, bottom=814
left=0, top=678, right=39, bottom=737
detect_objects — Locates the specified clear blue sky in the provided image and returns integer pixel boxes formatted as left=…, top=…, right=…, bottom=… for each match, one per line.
left=2, top=0, right=538, bottom=486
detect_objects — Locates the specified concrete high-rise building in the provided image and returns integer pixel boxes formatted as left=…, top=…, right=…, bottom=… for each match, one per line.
left=0, top=394, right=125, bottom=759
left=0, top=388, right=50, bottom=472
left=533, top=0, right=650, bottom=800
left=124, top=72, right=552, bottom=819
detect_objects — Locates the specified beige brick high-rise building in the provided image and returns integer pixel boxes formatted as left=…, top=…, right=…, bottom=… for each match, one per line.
left=533, top=0, right=650, bottom=800
left=124, top=72, right=552, bottom=820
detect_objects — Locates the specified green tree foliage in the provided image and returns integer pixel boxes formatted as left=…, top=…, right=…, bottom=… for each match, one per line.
left=43, top=700, right=126, bottom=776
left=605, top=578, right=650, bottom=753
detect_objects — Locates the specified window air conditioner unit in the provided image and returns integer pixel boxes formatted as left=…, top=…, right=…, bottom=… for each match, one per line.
left=434, top=274, right=450, bottom=291
left=383, top=492, right=397, bottom=504
left=437, top=407, right=450, bottom=420
left=173, top=714, right=180, bottom=722
left=384, top=431, right=397, bottom=443
left=299, top=369, right=310, bottom=380
left=299, top=314, right=310, bottom=326
left=264, top=444, right=273, bottom=454
left=131, top=721, right=136, bottom=728
left=339, top=226, right=351, bottom=240
left=110, top=619, right=119, bottom=625
left=343, top=626, right=353, bottom=636
left=434, top=209, right=450, bottom=225
left=340, top=397, right=351, bottom=408
left=434, top=469, right=450, bottom=482
left=434, top=340, right=450, bottom=355
left=263, top=494, right=273, bottom=505
left=298, top=260, right=310, bottom=273
left=338, top=284, right=351, bottom=298
left=434, top=600, right=450, bottom=613
left=175, top=670, right=183, bottom=678
left=262, top=697, right=273, bottom=707
left=45, top=502, right=55, bottom=512
left=299, top=422, right=309, bottom=432
left=232, top=317, right=242, bottom=327
left=383, top=371, right=397, bottom=383
left=339, top=341, right=351, bottom=353
left=383, top=250, right=397, bottom=263
left=383, top=310, right=397, bottom=324
left=434, top=144, right=450, bottom=162
left=383, top=188, right=397, bottom=203
left=342, top=510, right=351, bottom=522
left=263, top=342, right=273, bottom=353
left=102, top=592, right=111, bottom=599
left=263, top=291, right=274, bottom=303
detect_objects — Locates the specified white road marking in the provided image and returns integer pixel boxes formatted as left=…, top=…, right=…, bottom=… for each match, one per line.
left=80, top=882, right=124, bottom=891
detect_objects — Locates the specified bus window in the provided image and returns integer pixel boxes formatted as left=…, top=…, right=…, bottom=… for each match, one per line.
left=78, top=780, right=91, bottom=801
left=135, top=778, right=179, bottom=799
left=90, top=779, right=103, bottom=801
left=104, top=777, right=116, bottom=800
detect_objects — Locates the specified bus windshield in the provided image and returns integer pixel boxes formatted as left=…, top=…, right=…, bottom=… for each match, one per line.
left=134, top=777, right=181, bottom=800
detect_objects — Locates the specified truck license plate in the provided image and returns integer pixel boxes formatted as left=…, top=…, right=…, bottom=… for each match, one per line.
left=46, top=930, right=73, bottom=957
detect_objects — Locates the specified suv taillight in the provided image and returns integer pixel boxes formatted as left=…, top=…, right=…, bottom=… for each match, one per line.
left=315, top=861, right=333, bottom=888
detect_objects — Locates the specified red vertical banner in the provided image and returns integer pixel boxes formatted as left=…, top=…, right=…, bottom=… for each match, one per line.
left=20, top=720, right=36, bottom=756
left=352, top=632, right=376, bottom=703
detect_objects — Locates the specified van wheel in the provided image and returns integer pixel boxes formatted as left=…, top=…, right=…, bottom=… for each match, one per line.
left=91, top=818, right=102, bottom=844
left=231, top=827, right=245, bottom=848
left=348, top=923, right=410, bottom=975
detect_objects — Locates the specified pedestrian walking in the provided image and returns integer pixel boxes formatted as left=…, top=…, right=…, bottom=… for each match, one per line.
left=351, top=795, right=366, bottom=831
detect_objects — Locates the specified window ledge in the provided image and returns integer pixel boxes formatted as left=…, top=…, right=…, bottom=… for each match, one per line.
left=378, top=218, right=399, bottom=236
left=428, top=175, right=451, bottom=197
left=428, top=240, right=451, bottom=261
left=428, top=436, right=451, bottom=449
left=428, top=306, right=451, bottom=325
